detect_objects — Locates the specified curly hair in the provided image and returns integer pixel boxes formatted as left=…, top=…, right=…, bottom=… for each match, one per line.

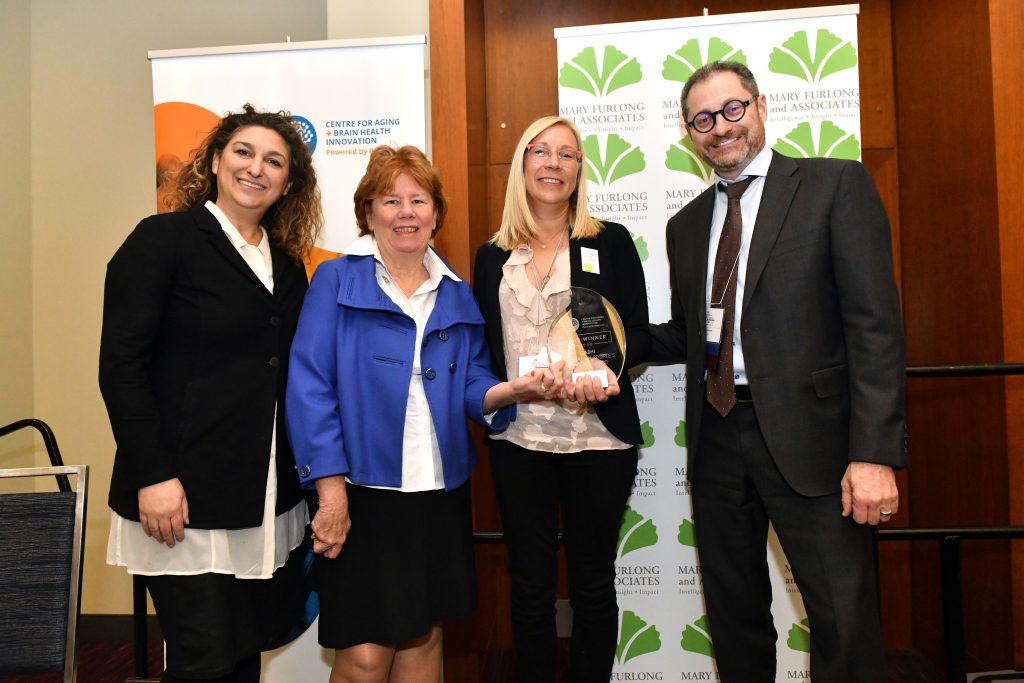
left=352, top=145, right=448, bottom=237
left=169, top=104, right=322, bottom=261
left=492, top=116, right=603, bottom=251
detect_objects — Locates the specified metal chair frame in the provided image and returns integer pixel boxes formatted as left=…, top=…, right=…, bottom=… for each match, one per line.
left=0, top=464, right=88, bottom=683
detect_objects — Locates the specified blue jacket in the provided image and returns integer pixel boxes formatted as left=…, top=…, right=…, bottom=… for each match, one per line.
left=285, top=251, right=513, bottom=490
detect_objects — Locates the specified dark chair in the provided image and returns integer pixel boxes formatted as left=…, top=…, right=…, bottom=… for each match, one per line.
left=0, top=464, right=89, bottom=683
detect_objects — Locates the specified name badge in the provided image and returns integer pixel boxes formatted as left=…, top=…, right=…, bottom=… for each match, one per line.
left=517, top=347, right=550, bottom=377
left=705, top=305, right=725, bottom=370
left=581, top=247, right=600, bottom=274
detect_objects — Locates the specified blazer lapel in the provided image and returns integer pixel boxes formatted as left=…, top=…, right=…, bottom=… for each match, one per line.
left=195, top=206, right=275, bottom=295
left=743, top=152, right=799, bottom=310
left=270, top=242, right=293, bottom=296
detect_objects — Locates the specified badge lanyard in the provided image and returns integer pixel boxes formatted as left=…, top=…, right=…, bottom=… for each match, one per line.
left=705, top=250, right=739, bottom=371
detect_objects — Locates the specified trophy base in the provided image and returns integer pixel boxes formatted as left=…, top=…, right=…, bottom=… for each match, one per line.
left=572, top=369, right=609, bottom=388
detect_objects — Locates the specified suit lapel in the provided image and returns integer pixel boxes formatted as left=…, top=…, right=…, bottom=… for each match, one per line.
left=195, top=206, right=275, bottom=296
left=690, top=188, right=716, bottom=343
left=270, top=241, right=292, bottom=296
left=743, top=152, right=799, bottom=310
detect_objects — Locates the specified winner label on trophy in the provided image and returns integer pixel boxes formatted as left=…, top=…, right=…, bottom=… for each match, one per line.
left=547, top=287, right=626, bottom=388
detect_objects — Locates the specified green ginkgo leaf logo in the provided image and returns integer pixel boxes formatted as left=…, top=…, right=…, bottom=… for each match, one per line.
left=774, top=121, right=860, bottom=160
left=787, top=618, right=810, bottom=652
left=582, top=134, right=646, bottom=186
left=680, top=615, right=715, bottom=658
left=617, top=506, right=659, bottom=558
left=560, top=45, right=642, bottom=97
left=666, top=137, right=714, bottom=183
left=616, top=610, right=662, bottom=663
left=768, top=29, right=857, bottom=82
left=663, top=38, right=747, bottom=83
left=629, top=231, right=649, bottom=262
left=677, top=518, right=696, bottom=547
left=639, top=420, right=655, bottom=448
left=674, top=420, right=688, bottom=448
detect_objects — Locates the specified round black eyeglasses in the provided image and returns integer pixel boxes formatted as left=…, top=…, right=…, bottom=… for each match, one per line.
left=687, top=99, right=752, bottom=133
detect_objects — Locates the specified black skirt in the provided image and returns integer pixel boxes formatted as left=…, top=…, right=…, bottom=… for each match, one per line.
left=314, top=482, right=477, bottom=649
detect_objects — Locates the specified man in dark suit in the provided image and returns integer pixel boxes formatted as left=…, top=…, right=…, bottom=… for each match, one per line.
left=650, top=61, right=907, bottom=682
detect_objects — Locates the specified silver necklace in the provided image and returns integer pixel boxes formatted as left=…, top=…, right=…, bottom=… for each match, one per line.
left=530, top=229, right=566, bottom=290
left=533, top=231, right=561, bottom=249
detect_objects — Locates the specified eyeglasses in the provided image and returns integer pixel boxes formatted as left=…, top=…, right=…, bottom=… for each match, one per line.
left=686, top=99, right=752, bottom=133
left=525, top=144, right=583, bottom=165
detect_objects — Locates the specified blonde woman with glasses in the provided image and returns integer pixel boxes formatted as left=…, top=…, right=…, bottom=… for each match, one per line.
left=473, top=116, right=650, bottom=682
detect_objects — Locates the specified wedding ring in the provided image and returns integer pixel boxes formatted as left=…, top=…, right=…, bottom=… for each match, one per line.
left=880, top=509, right=892, bottom=516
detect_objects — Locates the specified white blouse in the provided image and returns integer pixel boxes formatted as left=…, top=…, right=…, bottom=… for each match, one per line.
left=106, top=202, right=307, bottom=579
left=489, top=243, right=629, bottom=453
left=343, top=233, right=458, bottom=492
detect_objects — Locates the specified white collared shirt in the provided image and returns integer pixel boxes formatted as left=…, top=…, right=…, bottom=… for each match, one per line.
left=207, top=201, right=274, bottom=292
left=343, top=233, right=460, bottom=491
left=705, top=145, right=774, bottom=385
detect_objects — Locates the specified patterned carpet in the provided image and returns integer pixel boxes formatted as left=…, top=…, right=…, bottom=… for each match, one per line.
left=0, top=640, right=163, bottom=683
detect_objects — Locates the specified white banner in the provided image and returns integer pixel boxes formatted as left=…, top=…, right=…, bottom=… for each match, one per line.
left=149, top=36, right=428, bottom=680
left=150, top=36, right=427, bottom=264
left=556, top=5, right=861, bottom=679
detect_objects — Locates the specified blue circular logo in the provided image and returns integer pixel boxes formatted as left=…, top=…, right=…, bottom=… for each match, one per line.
left=291, top=115, right=317, bottom=154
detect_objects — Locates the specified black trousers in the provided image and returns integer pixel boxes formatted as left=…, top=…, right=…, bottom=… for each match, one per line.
left=144, top=538, right=308, bottom=681
left=489, top=439, right=637, bottom=683
left=692, top=400, right=884, bottom=683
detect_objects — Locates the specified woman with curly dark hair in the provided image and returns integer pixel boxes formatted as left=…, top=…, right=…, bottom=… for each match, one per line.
left=100, top=104, right=322, bottom=683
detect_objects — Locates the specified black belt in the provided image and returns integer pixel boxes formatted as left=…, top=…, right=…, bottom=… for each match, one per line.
left=735, top=385, right=752, bottom=402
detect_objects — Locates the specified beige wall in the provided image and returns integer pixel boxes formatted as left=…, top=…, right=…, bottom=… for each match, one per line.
left=327, top=0, right=427, bottom=39
left=0, top=0, right=35, bottom=478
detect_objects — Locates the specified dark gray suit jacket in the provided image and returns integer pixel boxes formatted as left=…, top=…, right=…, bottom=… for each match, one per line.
left=651, top=151, right=907, bottom=496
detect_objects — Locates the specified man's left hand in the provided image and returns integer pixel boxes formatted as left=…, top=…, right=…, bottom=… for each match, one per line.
left=841, top=461, right=898, bottom=525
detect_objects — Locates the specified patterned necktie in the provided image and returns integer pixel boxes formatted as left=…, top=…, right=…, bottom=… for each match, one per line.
left=706, top=176, right=755, bottom=417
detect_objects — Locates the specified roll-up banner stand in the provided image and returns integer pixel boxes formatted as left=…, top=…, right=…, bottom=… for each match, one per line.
left=556, top=6, right=861, bottom=679
left=151, top=36, right=427, bottom=278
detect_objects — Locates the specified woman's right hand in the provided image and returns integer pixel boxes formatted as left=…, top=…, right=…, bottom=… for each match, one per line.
left=562, top=356, right=621, bottom=404
left=311, top=476, right=351, bottom=559
left=138, top=478, right=189, bottom=547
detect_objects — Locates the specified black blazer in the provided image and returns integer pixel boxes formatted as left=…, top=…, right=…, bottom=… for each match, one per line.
left=651, top=152, right=907, bottom=495
left=100, top=206, right=307, bottom=529
left=474, top=221, right=651, bottom=445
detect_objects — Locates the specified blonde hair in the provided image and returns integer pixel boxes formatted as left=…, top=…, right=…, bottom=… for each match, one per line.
left=491, top=116, right=603, bottom=251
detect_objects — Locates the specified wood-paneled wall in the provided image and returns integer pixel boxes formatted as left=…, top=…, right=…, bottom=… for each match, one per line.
left=430, top=0, right=1024, bottom=677
left=892, top=0, right=1022, bottom=671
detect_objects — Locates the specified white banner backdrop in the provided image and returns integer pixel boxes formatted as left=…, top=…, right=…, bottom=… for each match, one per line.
left=149, top=36, right=428, bottom=681
left=150, top=36, right=427, bottom=258
left=556, top=5, right=862, bottom=679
